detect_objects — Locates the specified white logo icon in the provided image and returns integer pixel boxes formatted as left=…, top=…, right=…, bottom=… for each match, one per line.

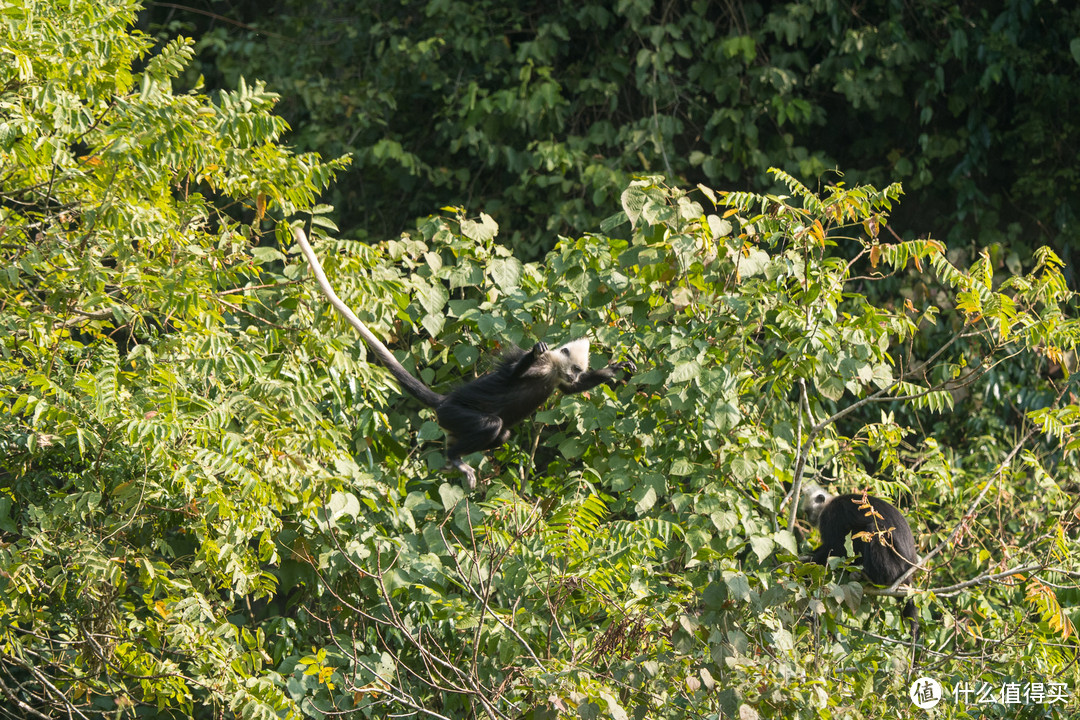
left=910, top=677, right=943, bottom=709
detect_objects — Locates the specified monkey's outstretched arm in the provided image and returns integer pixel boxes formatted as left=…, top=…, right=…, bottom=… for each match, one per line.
left=562, top=360, right=636, bottom=394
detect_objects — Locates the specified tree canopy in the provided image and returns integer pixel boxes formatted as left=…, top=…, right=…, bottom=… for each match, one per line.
left=1, top=1, right=1079, bottom=719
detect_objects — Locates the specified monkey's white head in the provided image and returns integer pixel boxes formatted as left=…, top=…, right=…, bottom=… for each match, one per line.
left=553, top=338, right=590, bottom=386
left=799, top=482, right=834, bottom=525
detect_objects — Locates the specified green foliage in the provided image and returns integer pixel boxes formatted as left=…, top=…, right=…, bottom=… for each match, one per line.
left=0, top=0, right=347, bottom=716
left=5, top=2, right=1080, bottom=719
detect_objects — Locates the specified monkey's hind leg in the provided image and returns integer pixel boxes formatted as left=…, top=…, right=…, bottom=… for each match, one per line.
left=438, top=406, right=505, bottom=490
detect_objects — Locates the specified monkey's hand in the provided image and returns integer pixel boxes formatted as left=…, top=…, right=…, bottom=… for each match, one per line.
left=596, top=359, right=635, bottom=388
left=510, top=341, right=549, bottom=379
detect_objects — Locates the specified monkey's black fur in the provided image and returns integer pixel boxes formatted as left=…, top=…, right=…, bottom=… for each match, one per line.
left=433, top=341, right=633, bottom=484
left=801, top=485, right=919, bottom=627
left=293, top=227, right=634, bottom=488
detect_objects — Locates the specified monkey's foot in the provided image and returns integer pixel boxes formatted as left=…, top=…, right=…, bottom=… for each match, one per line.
left=448, top=458, right=478, bottom=491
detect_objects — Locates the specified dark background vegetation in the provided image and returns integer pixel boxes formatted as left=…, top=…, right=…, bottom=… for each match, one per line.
left=143, top=0, right=1080, bottom=272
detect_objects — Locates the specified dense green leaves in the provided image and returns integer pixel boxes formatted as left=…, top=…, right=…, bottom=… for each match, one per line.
left=1, top=0, right=349, bottom=716
left=4, top=2, right=1080, bottom=719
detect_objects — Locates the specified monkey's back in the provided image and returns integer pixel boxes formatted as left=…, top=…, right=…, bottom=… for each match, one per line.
left=440, top=350, right=559, bottom=428
left=815, top=494, right=917, bottom=586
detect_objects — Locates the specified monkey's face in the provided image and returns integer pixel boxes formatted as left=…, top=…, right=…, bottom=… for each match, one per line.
left=560, top=347, right=584, bottom=383
left=554, top=339, right=590, bottom=386
left=800, top=483, right=832, bottom=525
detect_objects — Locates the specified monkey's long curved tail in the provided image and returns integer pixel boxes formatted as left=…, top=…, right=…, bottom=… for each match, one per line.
left=292, top=226, right=445, bottom=408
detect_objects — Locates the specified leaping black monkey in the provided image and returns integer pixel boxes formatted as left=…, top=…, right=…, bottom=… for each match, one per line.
left=292, top=227, right=635, bottom=488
